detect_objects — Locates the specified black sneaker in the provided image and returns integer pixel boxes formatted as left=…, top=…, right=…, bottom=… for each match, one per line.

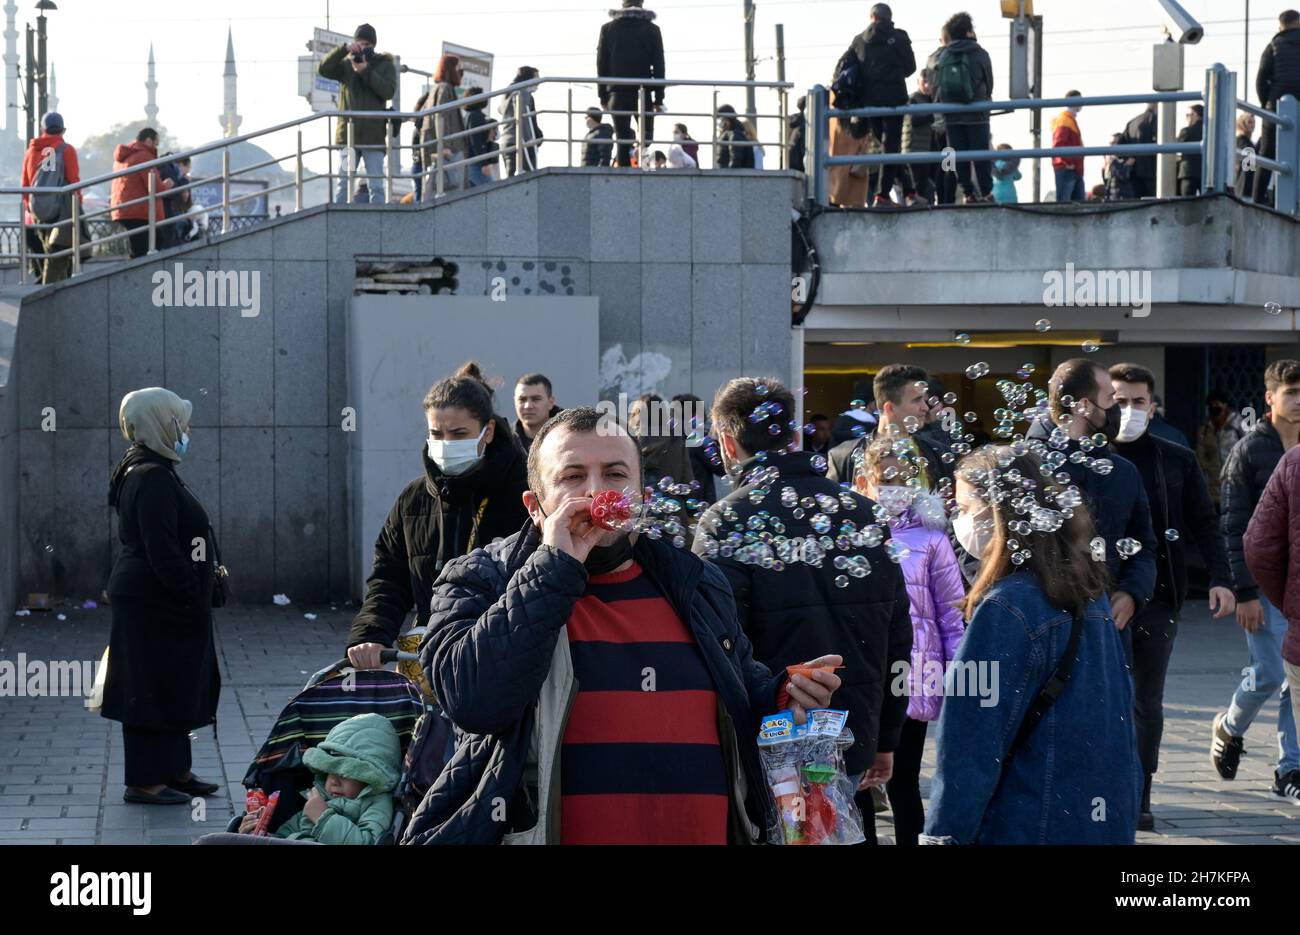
left=1137, top=811, right=1155, bottom=832
left=1273, top=769, right=1300, bottom=804
left=1210, top=712, right=1245, bottom=780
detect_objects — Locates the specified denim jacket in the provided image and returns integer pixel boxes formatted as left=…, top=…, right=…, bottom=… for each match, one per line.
left=923, top=571, right=1141, bottom=844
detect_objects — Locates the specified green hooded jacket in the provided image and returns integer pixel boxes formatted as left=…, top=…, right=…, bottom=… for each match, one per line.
left=317, top=45, right=399, bottom=146
left=274, top=713, right=401, bottom=845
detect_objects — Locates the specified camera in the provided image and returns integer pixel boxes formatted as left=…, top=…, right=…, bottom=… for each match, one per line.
left=350, top=46, right=375, bottom=64
left=1150, top=0, right=1203, bottom=45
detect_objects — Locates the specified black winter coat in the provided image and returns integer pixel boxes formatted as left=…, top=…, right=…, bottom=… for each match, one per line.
left=1113, top=430, right=1233, bottom=611
left=716, top=122, right=755, bottom=169
left=403, top=523, right=784, bottom=844
left=1121, top=108, right=1158, bottom=181
left=825, top=428, right=953, bottom=490
left=788, top=112, right=806, bottom=173
left=1221, top=417, right=1287, bottom=602
left=102, top=445, right=219, bottom=732
left=347, top=416, right=529, bottom=649
left=1257, top=27, right=1300, bottom=105
left=1025, top=419, right=1158, bottom=607
left=692, top=451, right=913, bottom=774
left=850, top=21, right=916, bottom=107
left=1177, top=120, right=1203, bottom=181
left=582, top=123, right=615, bottom=166
left=597, top=7, right=666, bottom=106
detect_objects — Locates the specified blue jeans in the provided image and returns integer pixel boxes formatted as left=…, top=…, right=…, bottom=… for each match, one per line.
left=1225, top=595, right=1300, bottom=773
left=1054, top=167, right=1085, bottom=202
left=335, top=146, right=386, bottom=204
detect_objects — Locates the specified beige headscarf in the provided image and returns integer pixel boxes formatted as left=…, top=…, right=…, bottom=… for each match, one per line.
left=118, top=387, right=193, bottom=463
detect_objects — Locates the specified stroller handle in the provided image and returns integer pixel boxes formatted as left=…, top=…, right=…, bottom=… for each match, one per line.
left=304, top=650, right=421, bottom=690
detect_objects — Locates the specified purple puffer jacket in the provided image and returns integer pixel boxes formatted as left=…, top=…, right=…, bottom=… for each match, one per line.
left=887, top=494, right=968, bottom=721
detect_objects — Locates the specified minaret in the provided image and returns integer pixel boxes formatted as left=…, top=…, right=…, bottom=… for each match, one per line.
left=145, top=44, right=158, bottom=125
left=220, top=28, right=240, bottom=137
left=3, top=0, right=17, bottom=137
left=48, top=61, right=56, bottom=112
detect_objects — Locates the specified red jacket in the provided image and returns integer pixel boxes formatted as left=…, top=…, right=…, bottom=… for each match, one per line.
left=20, top=133, right=81, bottom=223
left=111, top=140, right=170, bottom=222
left=1244, top=443, right=1300, bottom=665
left=1051, top=109, right=1084, bottom=175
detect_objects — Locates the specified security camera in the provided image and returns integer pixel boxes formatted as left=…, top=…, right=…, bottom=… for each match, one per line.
left=1151, top=0, right=1203, bottom=44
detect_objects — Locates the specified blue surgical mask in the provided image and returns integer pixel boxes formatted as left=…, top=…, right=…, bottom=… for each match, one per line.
left=173, top=417, right=190, bottom=457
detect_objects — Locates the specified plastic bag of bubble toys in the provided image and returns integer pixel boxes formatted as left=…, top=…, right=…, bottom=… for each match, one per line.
left=757, top=708, right=865, bottom=845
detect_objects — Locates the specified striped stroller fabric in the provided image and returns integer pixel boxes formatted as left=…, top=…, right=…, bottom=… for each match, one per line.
left=244, top=669, right=427, bottom=784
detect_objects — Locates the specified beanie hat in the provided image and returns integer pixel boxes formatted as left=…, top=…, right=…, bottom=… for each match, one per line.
left=354, top=23, right=377, bottom=44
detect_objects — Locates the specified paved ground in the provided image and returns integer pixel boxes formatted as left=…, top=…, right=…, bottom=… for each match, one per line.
left=0, top=601, right=1296, bottom=844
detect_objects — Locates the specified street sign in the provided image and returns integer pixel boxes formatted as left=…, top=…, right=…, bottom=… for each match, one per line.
left=442, top=41, right=494, bottom=95
left=299, top=27, right=354, bottom=112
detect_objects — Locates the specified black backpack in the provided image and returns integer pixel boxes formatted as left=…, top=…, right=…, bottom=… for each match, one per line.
left=31, top=142, right=70, bottom=224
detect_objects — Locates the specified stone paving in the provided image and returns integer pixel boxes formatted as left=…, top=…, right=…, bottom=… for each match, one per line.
left=0, top=601, right=1296, bottom=844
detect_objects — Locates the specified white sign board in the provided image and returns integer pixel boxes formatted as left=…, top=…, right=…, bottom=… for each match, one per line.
left=442, top=42, right=494, bottom=95
left=300, top=27, right=354, bottom=112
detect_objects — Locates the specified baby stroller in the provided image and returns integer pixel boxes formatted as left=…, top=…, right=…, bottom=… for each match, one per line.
left=225, top=649, right=440, bottom=843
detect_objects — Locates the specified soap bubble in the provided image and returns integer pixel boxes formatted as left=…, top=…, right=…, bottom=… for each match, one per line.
left=964, top=411, right=978, bottom=423
left=834, top=575, right=850, bottom=588
left=1035, top=318, right=1052, bottom=332
left=1090, top=458, right=1115, bottom=476
left=1265, top=301, right=1282, bottom=316
left=198, top=387, right=209, bottom=396
left=850, top=398, right=866, bottom=410
left=965, top=362, right=990, bottom=380
left=672, top=535, right=686, bottom=549
left=767, top=423, right=782, bottom=435
left=955, top=332, right=972, bottom=344
left=943, top=392, right=957, bottom=405
left=1090, top=537, right=1106, bottom=562
left=810, top=513, right=832, bottom=534
left=1116, top=537, right=1143, bottom=558
left=755, top=382, right=770, bottom=396
left=1082, top=340, right=1100, bottom=353
left=1164, top=528, right=1180, bottom=542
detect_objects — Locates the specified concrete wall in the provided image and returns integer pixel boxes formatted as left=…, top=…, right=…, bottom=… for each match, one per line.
left=0, top=168, right=797, bottom=607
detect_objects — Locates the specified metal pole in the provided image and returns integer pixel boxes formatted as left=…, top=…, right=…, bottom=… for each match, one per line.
left=24, top=26, right=34, bottom=141
left=435, top=106, right=445, bottom=197
left=147, top=170, right=157, bottom=254
left=70, top=194, right=80, bottom=276
left=637, top=89, right=646, bottom=169
left=346, top=120, right=356, bottom=202
left=711, top=87, right=719, bottom=169
left=18, top=210, right=26, bottom=285
left=1245, top=0, right=1250, bottom=79
left=385, top=132, right=393, bottom=203
left=1277, top=93, right=1299, bottom=215
left=779, top=88, right=788, bottom=170
left=35, top=14, right=46, bottom=120
left=514, top=89, right=524, bottom=174
left=743, top=0, right=757, bottom=122
left=1205, top=65, right=1234, bottom=193
left=808, top=84, right=829, bottom=205
left=221, top=147, right=231, bottom=234
left=567, top=86, right=574, bottom=168
left=1031, top=15, right=1043, bottom=202
left=295, top=129, right=304, bottom=211
left=775, top=24, right=786, bottom=84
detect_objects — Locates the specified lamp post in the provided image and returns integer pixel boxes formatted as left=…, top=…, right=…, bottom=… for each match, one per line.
left=34, top=0, right=54, bottom=119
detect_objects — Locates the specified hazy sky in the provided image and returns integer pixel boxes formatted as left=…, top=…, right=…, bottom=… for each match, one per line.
left=5, top=0, right=1284, bottom=185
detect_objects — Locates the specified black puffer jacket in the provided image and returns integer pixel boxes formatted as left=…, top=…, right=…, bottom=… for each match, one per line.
left=1257, top=27, right=1300, bottom=105
left=1113, top=430, right=1233, bottom=611
left=347, top=415, right=528, bottom=649
left=693, top=451, right=913, bottom=774
left=850, top=20, right=916, bottom=107
left=716, top=121, right=756, bottom=169
left=402, top=523, right=784, bottom=844
left=597, top=6, right=666, bottom=106
left=1221, top=416, right=1286, bottom=602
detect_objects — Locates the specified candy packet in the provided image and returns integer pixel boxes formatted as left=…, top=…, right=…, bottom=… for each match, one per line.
left=757, top=708, right=865, bottom=845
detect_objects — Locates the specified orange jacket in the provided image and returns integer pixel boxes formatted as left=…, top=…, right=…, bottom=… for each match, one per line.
left=1051, top=109, right=1084, bottom=175
left=111, top=140, right=171, bottom=222
left=20, top=133, right=81, bottom=223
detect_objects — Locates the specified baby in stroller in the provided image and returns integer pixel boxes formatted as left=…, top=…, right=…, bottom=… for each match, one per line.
left=239, top=713, right=401, bottom=845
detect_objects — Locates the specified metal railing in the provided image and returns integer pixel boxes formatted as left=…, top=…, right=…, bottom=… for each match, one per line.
left=1, top=75, right=792, bottom=285
left=806, top=64, right=1298, bottom=215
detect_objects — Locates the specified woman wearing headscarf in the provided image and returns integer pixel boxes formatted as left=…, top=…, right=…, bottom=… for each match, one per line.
left=345, top=361, right=529, bottom=670
left=103, top=388, right=221, bottom=805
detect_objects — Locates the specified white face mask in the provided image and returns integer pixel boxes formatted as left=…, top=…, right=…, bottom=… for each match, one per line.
left=953, top=507, right=993, bottom=559
left=1115, top=405, right=1150, bottom=443
left=427, top=425, right=487, bottom=476
left=875, top=484, right=914, bottom=516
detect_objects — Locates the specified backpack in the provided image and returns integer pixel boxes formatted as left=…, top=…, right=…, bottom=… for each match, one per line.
left=937, top=48, right=975, bottom=105
left=31, top=142, right=70, bottom=224
left=831, top=47, right=866, bottom=112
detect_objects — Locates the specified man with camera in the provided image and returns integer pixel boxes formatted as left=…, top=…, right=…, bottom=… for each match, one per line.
left=318, top=23, right=398, bottom=204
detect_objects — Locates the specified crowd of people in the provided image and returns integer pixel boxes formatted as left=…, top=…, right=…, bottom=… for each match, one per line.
left=97, top=349, right=1300, bottom=845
